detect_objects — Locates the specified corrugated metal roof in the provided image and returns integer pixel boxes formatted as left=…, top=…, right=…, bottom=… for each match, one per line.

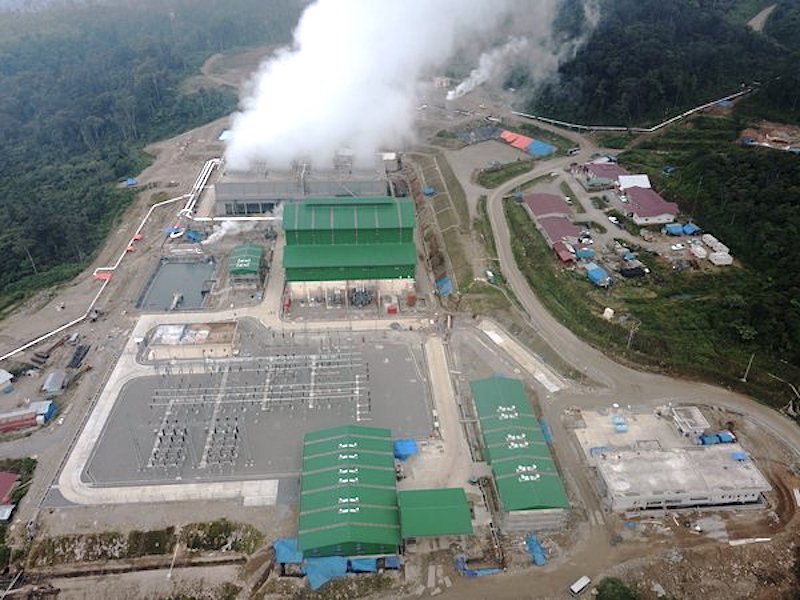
left=284, top=198, right=415, bottom=232
left=398, top=488, right=473, bottom=538
left=470, top=377, right=569, bottom=512
left=298, top=425, right=400, bottom=556
left=229, top=245, right=263, bottom=276
left=283, top=243, right=416, bottom=269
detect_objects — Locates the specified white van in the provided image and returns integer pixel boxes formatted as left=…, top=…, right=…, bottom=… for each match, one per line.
left=569, top=575, right=592, bottom=596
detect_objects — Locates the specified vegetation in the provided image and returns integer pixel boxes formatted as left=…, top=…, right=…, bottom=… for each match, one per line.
left=529, top=0, right=795, bottom=126
left=0, top=0, right=302, bottom=313
left=477, top=160, right=534, bottom=188
left=27, top=527, right=176, bottom=567
left=597, top=135, right=632, bottom=150
left=181, top=519, right=263, bottom=555
left=596, top=577, right=639, bottom=600
left=560, top=181, right=583, bottom=212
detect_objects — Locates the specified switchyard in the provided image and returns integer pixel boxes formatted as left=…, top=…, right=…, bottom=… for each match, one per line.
left=83, top=324, right=433, bottom=487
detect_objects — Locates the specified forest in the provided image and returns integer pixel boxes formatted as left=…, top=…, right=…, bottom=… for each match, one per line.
left=0, top=0, right=304, bottom=313
left=529, top=0, right=796, bottom=126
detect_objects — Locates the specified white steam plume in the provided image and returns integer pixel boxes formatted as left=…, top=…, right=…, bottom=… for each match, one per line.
left=226, top=0, right=517, bottom=170
left=201, top=221, right=259, bottom=245
left=446, top=37, right=528, bottom=101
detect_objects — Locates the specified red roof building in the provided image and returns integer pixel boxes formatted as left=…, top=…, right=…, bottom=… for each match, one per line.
left=626, top=186, right=679, bottom=225
left=552, top=241, right=575, bottom=263
left=500, top=130, right=535, bottom=152
left=524, top=193, right=571, bottom=218
left=537, top=217, right=581, bottom=246
left=0, top=472, right=20, bottom=504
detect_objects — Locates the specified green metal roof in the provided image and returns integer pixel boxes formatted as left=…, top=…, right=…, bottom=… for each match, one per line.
left=284, top=197, right=415, bottom=232
left=283, top=243, right=416, bottom=269
left=470, top=377, right=569, bottom=513
left=398, top=489, right=473, bottom=538
left=298, top=425, right=400, bottom=556
left=229, top=245, right=263, bottom=276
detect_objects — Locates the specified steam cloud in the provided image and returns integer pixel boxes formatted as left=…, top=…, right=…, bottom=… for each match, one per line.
left=226, top=0, right=588, bottom=170
left=446, top=37, right=528, bottom=101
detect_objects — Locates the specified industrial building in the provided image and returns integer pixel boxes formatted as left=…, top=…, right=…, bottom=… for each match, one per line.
left=297, top=425, right=475, bottom=559
left=146, top=322, right=237, bottom=361
left=397, top=488, right=473, bottom=540
left=575, top=408, right=771, bottom=512
left=298, top=425, right=401, bottom=558
left=214, top=155, right=389, bottom=216
left=282, top=197, right=417, bottom=305
left=228, top=245, right=266, bottom=289
left=470, top=377, right=569, bottom=532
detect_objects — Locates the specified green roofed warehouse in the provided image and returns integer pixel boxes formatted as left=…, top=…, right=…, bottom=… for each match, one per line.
left=282, top=197, right=417, bottom=310
left=228, top=244, right=265, bottom=289
left=470, top=377, right=569, bottom=532
left=298, top=425, right=401, bottom=557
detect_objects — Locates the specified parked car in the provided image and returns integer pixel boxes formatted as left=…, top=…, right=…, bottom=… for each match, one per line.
left=608, top=215, right=620, bottom=225
left=671, top=243, right=686, bottom=251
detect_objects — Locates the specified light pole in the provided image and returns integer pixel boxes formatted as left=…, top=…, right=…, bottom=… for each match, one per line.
left=740, top=352, right=755, bottom=383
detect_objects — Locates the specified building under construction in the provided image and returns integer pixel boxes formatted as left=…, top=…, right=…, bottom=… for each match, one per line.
left=214, top=153, right=390, bottom=216
left=282, top=196, right=417, bottom=309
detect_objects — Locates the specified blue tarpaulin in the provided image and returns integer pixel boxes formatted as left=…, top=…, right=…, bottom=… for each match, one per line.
left=575, top=248, right=595, bottom=260
left=455, top=555, right=502, bottom=578
left=424, top=186, right=437, bottom=197
left=164, top=226, right=181, bottom=234
left=540, top=420, right=553, bottom=444
left=731, top=451, right=748, bottom=461
left=304, top=557, right=348, bottom=591
left=682, top=223, right=701, bottom=235
left=185, top=230, right=203, bottom=243
left=718, top=431, right=736, bottom=443
left=665, top=223, right=684, bottom=236
left=528, top=139, right=556, bottom=157
left=615, top=423, right=629, bottom=433
left=700, top=434, right=720, bottom=445
left=126, top=178, right=138, bottom=187
left=623, top=252, right=637, bottom=262
left=273, top=538, right=303, bottom=564
left=393, top=439, right=418, bottom=461
left=525, top=535, right=548, bottom=566
left=435, top=277, right=454, bottom=297
left=349, top=558, right=378, bottom=573
left=384, top=556, right=401, bottom=570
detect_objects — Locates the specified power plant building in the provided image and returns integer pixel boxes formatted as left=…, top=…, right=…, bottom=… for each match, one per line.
left=214, top=156, right=389, bottom=216
left=282, top=197, right=417, bottom=302
left=228, top=245, right=266, bottom=289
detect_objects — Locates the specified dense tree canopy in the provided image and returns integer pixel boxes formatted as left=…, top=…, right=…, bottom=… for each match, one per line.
left=528, top=0, right=795, bottom=126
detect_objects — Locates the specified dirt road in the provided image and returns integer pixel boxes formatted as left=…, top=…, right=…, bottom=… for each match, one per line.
left=748, top=4, right=776, bottom=32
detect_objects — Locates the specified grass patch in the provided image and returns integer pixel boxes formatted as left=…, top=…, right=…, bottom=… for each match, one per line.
left=597, top=134, right=632, bottom=149
left=519, top=173, right=558, bottom=192
left=560, top=181, right=583, bottom=213
left=442, top=229, right=473, bottom=292
left=607, top=209, right=639, bottom=236
left=436, top=154, right=470, bottom=231
left=591, top=195, right=610, bottom=209
left=477, top=160, right=535, bottom=189
left=181, top=519, right=263, bottom=555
